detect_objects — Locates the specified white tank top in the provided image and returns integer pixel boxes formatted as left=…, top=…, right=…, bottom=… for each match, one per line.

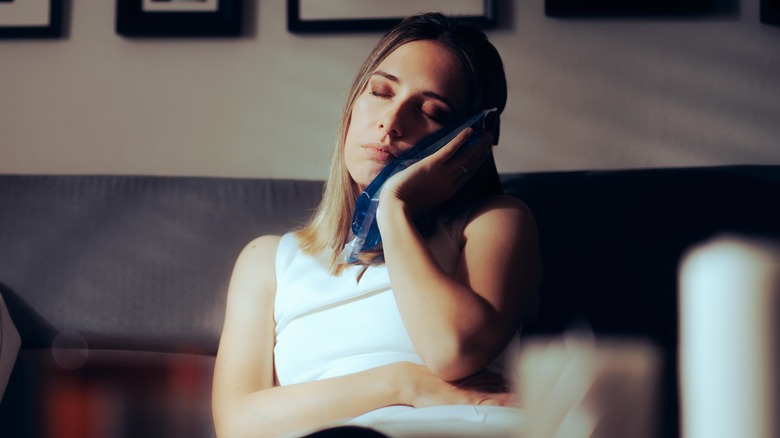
left=273, top=213, right=469, bottom=386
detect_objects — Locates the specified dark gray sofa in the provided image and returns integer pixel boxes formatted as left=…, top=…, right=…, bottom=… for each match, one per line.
left=1, top=166, right=778, bottom=437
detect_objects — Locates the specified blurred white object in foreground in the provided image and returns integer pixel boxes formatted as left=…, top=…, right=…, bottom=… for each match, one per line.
left=515, top=331, right=661, bottom=438
left=679, top=234, right=780, bottom=438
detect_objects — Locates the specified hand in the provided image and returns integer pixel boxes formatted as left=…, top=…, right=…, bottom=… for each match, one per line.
left=454, top=368, right=512, bottom=395
left=378, top=128, right=494, bottom=219
left=395, top=362, right=517, bottom=408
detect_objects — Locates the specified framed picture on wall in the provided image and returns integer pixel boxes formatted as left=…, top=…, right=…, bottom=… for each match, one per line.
left=287, top=0, right=496, bottom=33
left=762, top=0, right=780, bottom=24
left=116, top=0, right=242, bottom=37
left=545, top=0, right=712, bottom=16
left=0, top=0, right=62, bottom=38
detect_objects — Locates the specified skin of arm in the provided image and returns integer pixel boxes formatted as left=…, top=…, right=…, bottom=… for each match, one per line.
left=377, top=130, right=543, bottom=381
left=212, top=235, right=518, bottom=438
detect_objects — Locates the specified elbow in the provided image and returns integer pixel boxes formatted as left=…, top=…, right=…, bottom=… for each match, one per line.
left=421, top=334, right=494, bottom=382
left=420, top=316, right=519, bottom=381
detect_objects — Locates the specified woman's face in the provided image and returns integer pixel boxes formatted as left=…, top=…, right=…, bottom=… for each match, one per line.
left=344, top=40, right=470, bottom=189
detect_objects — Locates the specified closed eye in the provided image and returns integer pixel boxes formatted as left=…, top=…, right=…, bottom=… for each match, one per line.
left=421, top=109, right=444, bottom=124
left=420, top=104, right=451, bottom=125
left=367, top=75, right=394, bottom=100
left=369, top=90, right=392, bottom=99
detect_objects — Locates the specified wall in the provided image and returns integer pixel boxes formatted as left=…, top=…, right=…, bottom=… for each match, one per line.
left=1, top=0, right=778, bottom=180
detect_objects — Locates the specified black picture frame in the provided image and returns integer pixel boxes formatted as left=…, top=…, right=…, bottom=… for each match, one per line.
left=287, top=0, right=496, bottom=33
left=116, top=0, right=242, bottom=37
left=545, top=0, right=712, bottom=17
left=762, top=0, right=780, bottom=24
left=0, top=0, right=62, bottom=39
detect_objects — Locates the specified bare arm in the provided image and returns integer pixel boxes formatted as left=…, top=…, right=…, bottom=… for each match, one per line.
left=377, top=130, right=542, bottom=381
left=212, top=235, right=517, bottom=438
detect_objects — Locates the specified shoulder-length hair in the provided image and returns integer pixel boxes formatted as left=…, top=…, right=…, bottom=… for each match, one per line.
left=295, top=12, right=508, bottom=275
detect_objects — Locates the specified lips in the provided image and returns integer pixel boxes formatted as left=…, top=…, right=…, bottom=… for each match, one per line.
left=362, top=143, right=398, bottom=164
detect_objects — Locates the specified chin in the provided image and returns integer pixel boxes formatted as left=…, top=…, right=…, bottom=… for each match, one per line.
left=351, top=167, right=382, bottom=190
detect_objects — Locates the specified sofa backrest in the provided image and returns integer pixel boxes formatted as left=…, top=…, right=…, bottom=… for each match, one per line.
left=1, top=166, right=779, bottom=356
left=0, top=175, right=324, bottom=354
left=501, top=165, right=780, bottom=348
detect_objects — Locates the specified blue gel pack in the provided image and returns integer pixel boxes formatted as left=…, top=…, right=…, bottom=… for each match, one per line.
left=340, top=107, right=497, bottom=264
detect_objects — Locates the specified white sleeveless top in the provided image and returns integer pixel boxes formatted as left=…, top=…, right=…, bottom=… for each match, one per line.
left=273, top=213, right=471, bottom=386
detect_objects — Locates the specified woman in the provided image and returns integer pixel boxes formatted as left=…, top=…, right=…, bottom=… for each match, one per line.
left=212, top=12, right=541, bottom=438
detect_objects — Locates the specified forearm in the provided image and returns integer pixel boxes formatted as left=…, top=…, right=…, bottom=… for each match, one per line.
left=214, top=364, right=405, bottom=438
left=378, top=199, right=503, bottom=380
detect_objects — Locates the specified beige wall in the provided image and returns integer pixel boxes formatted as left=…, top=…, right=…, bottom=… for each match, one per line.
left=1, top=0, right=779, bottom=179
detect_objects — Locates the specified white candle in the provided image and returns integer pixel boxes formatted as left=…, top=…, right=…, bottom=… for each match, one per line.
left=679, top=234, right=780, bottom=438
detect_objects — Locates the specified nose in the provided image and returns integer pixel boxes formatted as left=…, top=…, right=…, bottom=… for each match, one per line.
left=377, top=102, right=407, bottom=139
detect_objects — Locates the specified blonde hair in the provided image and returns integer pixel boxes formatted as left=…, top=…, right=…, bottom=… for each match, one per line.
left=295, top=13, right=507, bottom=274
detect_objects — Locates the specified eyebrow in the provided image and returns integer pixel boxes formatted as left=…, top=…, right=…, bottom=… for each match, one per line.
left=371, top=70, right=458, bottom=114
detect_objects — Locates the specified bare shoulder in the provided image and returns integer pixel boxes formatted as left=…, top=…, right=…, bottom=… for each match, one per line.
left=472, top=194, right=533, bottom=213
left=236, top=235, right=282, bottom=271
left=459, top=196, right=542, bottom=316
left=464, top=194, right=537, bottom=239
left=240, top=235, right=283, bottom=260
left=228, top=234, right=283, bottom=301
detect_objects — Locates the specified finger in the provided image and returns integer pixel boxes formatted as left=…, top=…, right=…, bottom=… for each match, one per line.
left=455, top=372, right=510, bottom=393
left=455, top=131, right=493, bottom=164
left=477, top=393, right=519, bottom=407
left=433, top=127, right=475, bottom=163
left=451, top=144, right=492, bottom=181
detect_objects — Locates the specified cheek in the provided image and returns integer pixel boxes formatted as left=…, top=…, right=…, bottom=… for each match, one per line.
left=343, top=115, right=362, bottom=169
left=344, top=99, right=374, bottom=153
left=350, top=99, right=374, bottom=129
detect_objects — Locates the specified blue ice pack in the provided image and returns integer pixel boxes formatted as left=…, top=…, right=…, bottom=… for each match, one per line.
left=340, top=108, right=497, bottom=264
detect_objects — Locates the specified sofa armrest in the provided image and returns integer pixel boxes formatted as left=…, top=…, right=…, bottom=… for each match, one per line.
left=0, top=293, right=21, bottom=403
